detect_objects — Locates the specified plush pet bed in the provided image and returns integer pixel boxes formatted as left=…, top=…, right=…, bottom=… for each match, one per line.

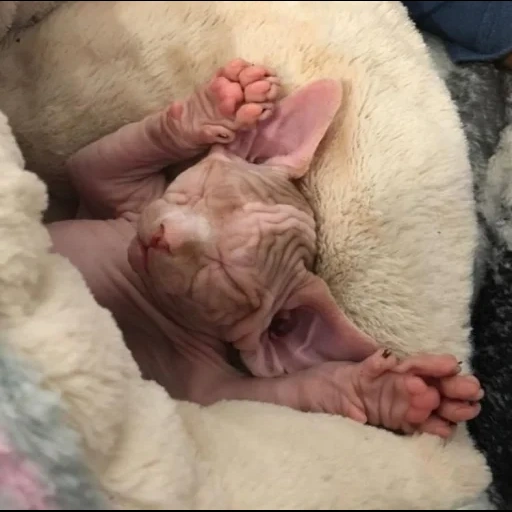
left=0, top=1, right=493, bottom=508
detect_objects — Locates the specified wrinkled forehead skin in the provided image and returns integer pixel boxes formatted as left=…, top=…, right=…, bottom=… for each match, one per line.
left=168, top=154, right=316, bottom=244
left=136, top=153, right=317, bottom=343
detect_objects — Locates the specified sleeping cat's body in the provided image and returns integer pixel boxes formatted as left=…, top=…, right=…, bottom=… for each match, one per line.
left=48, top=59, right=482, bottom=437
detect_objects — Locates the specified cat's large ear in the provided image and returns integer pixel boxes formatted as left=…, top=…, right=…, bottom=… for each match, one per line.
left=240, top=271, right=378, bottom=377
left=213, top=79, right=343, bottom=179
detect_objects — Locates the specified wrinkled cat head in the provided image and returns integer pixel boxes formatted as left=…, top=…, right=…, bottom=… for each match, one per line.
left=128, top=79, right=377, bottom=377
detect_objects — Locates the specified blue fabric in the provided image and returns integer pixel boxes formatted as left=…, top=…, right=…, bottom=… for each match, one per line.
left=402, top=1, right=512, bottom=63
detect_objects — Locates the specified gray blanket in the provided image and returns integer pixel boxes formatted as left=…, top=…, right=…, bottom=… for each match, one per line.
left=0, top=341, right=106, bottom=509
left=425, top=33, right=512, bottom=510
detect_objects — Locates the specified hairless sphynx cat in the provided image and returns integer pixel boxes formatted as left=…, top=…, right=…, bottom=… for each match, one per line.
left=48, top=59, right=483, bottom=438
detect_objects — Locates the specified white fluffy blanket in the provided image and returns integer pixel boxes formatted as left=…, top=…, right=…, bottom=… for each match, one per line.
left=0, top=1, right=492, bottom=508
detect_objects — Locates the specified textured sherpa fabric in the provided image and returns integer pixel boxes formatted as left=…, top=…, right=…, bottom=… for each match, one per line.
left=0, top=1, right=491, bottom=509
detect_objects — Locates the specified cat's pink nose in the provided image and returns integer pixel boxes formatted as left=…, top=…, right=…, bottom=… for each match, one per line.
left=142, top=212, right=210, bottom=256
left=148, top=223, right=170, bottom=252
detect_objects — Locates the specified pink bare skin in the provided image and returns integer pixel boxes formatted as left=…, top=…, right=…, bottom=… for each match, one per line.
left=48, top=59, right=483, bottom=438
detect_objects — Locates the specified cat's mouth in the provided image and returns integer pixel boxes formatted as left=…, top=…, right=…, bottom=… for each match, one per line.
left=137, top=225, right=171, bottom=272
